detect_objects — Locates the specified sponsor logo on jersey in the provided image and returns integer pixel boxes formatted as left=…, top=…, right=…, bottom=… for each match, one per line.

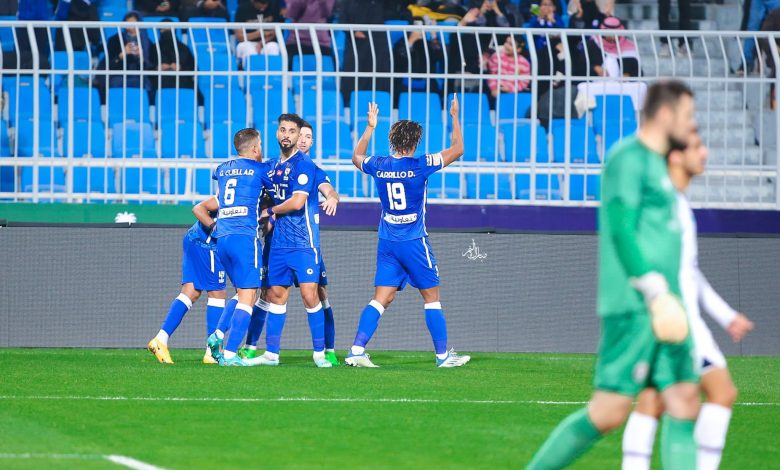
left=426, top=153, right=443, bottom=167
left=219, top=206, right=249, bottom=218
left=377, top=170, right=416, bottom=179
left=383, top=213, right=418, bottom=224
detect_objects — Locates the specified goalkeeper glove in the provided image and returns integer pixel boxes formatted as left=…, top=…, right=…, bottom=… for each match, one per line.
left=631, top=272, right=689, bottom=344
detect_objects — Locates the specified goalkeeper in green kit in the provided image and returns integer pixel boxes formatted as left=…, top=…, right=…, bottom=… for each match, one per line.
left=527, top=81, right=700, bottom=470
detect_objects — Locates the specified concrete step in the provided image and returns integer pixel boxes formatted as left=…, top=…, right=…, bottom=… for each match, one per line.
left=697, top=110, right=752, bottom=127
left=705, top=146, right=763, bottom=166
left=641, top=57, right=729, bottom=77
left=689, top=176, right=776, bottom=204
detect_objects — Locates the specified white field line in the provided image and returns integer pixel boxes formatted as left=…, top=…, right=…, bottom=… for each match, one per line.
left=0, top=395, right=777, bottom=406
left=0, top=453, right=167, bottom=469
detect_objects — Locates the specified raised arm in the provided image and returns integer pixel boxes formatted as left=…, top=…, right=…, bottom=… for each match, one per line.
left=192, top=195, right=219, bottom=233
left=352, top=102, right=379, bottom=170
left=440, top=94, right=464, bottom=167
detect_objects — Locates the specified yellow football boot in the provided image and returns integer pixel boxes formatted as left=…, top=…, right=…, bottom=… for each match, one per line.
left=147, top=338, right=174, bottom=364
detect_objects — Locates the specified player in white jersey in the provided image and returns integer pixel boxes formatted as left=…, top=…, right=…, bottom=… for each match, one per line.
left=621, top=129, right=755, bottom=470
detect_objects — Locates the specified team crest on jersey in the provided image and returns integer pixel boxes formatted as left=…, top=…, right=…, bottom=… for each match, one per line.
left=298, top=174, right=309, bottom=185
left=632, top=361, right=649, bottom=384
left=307, top=268, right=314, bottom=275
left=276, top=170, right=283, bottom=176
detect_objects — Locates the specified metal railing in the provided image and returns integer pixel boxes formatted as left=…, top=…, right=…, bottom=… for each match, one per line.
left=0, top=21, right=778, bottom=208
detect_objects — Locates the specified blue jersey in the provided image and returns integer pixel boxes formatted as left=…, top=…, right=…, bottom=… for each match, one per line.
left=268, top=151, right=320, bottom=249
left=212, top=158, right=268, bottom=238
left=186, top=209, right=218, bottom=246
left=361, top=153, right=443, bottom=241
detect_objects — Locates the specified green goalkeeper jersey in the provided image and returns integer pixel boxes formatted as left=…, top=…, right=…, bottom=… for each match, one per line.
left=597, top=136, right=681, bottom=317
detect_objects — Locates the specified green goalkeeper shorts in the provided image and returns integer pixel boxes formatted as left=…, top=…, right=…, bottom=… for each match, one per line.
left=593, top=310, right=699, bottom=396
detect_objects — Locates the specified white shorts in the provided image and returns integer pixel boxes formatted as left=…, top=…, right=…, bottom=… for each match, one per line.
left=691, top=317, right=727, bottom=373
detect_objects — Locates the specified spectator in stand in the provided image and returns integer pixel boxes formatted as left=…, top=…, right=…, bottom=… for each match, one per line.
left=103, top=11, right=154, bottom=97
left=150, top=19, right=196, bottom=91
left=525, top=0, right=564, bottom=50
left=524, top=0, right=565, bottom=96
left=658, top=0, right=692, bottom=57
left=195, top=0, right=229, bottom=19
left=487, top=34, right=531, bottom=98
left=285, top=0, right=335, bottom=57
left=14, top=0, right=49, bottom=69
left=340, top=0, right=391, bottom=104
left=567, top=0, right=606, bottom=29
left=393, top=29, right=445, bottom=98
left=740, top=0, right=780, bottom=74
left=0, top=0, right=18, bottom=15
left=235, top=0, right=283, bottom=63
left=54, top=0, right=100, bottom=52
left=135, top=0, right=179, bottom=17
left=580, top=16, right=639, bottom=78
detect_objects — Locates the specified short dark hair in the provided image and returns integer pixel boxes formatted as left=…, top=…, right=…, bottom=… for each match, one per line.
left=389, top=120, right=423, bottom=155
left=277, top=113, right=304, bottom=129
left=233, top=128, right=261, bottom=154
left=123, top=10, right=141, bottom=21
left=300, top=120, right=313, bottom=132
left=642, top=80, right=694, bottom=121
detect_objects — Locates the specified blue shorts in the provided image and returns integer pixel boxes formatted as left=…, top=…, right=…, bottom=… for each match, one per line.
left=216, top=234, right=261, bottom=289
left=181, top=234, right=226, bottom=291
left=375, top=237, right=439, bottom=290
left=294, top=255, right=328, bottom=287
left=268, top=247, right=321, bottom=287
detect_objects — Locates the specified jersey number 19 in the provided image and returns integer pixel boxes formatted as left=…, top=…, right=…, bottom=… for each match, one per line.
left=386, top=182, right=407, bottom=210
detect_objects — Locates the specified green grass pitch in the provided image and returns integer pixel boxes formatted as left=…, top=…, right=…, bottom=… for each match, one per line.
left=0, top=349, right=778, bottom=469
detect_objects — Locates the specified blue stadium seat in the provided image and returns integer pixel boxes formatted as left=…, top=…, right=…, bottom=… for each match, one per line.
left=427, top=172, right=461, bottom=199
left=349, top=90, right=392, bottom=126
left=332, top=30, right=346, bottom=61
left=51, top=51, right=92, bottom=90
left=111, top=122, right=161, bottom=194
left=465, top=173, right=512, bottom=199
left=365, top=121, right=391, bottom=156
left=497, top=92, right=533, bottom=123
left=0, top=120, right=13, bottom=192
left=107, top=86, right=151, bottom=126
left=143, top=16, right=184, bottom=44
left=419, top=123, right=446, bottom=155
left=4, top=77, right=53, bottom=122
left=21, top=159, right=67, bottom=193
left=0, top=16, right=16, bottom=52
left=463, top=123, right=498, bottom=161
left=210, top=119, right=246, bottom=158
left=187, top=17, right=230, bottom=48
left=203, top=83, right=248, bottom=128
left=63, top=121, right=116, bottom=194
left=98, top=6, right=125, bottom=22
left=0, top=120, right=9, bottom=156
left=569, top=174, right=600, bottom=201
left=227, top=0, right=238, bottom=21
left=245, top=54, right=285, bottom=92
left=291, top=54, right=336, bottom=93
left=384, top=20, right=409, bottom=46
left=515, top=173, right=562, bottom=200
left=501, top=122, right=549, bottom=163
left=16, top=118, right=58, bottom=157
left=334, top=170, right=368, bottom=198
left=155, top=88, right=198, bottom=124
left=194, top=47, right=235, bottom=71
left=449, top=92, right=491, bottom=124
left=551, top=118, right=599, bottom=164
left=318, top=120, right=353, bottom=159
left=252, top=88, right=295, bottom=135
left=592, top=94, right=637, bottom=155
left=398, top=92, right=442, bottom=123
left=57, top=85, right=102, bottom=125
left=160, top=121, right=206, bottom=158
left=300, top=89, right=345, bottom=122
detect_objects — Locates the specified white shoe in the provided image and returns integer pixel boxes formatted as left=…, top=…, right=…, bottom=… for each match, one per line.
left=436, top=349, right=471, bottom=368
left=244, top=352, right=279, bottom=366
left=676, top=45, right=691, bottom=58
left=313, top=352, right=333, bottom=368
left=345, top=352, right=379, bottom=368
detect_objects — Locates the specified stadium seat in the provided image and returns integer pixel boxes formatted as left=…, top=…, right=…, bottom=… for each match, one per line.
left=592, top=94, right=637, bottom=154
left=332, top=30, right=346, bottom=61
left=384, top=20, right=409, bottom=46
left=334, top=170, right=368, bottom=197
left=155, top=88, right=199, bottom=124
left=448, top=92, right=491, bottom=124
left=427, top=171, right=461, bottom=199
left=318, top=120, right=353, bottom=159
left=160, top=121, right=206, bottom=158
left=569, top=174, right=600, bottom=201
left=398, top=92, right=442, bottom=123
left=63, top=121, right=116, bottom=194
left=349, top=90, right=392, bottom=126
left=187, top=17, right=230, bottom=48
left=501, top=122, right=549, bottom=163
left=16, top=118, right=58, bottom=157
left=245, top=54, right=285, bottom=92
left=291, top=54, right=336, bottom=93
left=57, top=86, right=102, bottom=126
left=0, top=120, right=9, bottom=156
left=515, top=173, right=563, bottom=200
left=4, top=77, right=53, bottom=122
left=194, top=47, right=235, bottom=72
left=20, top=158, right=67, bottom=194
left=497, top=92, right=533, bottom=123
left=143, top=16, right=183, bottom=44
left=98, top=6, right=125, bottom=22
left=203, top=83, right=248, bottom=128
left=551, top=118, right=599, bottom=164
left=227, top=0, right=238, bottom=20
left=51, top=51, right=92, bottom=90
left=419, top=123, right=446, bottom=155
left=107, top=86, right=151, bottom=126
left=253, top=88, right=295, bottom=136
left=210, top=119, right=246, bottom=158
left=111, top=122, right=161, bottom=194
left=463, top=123, right=498, bottom=161
left=0, top=120, right=12, bottom=192
left=465, top=173, right=512, bottom=199
left=301, top=89, right=346, bottom=122
left=0, top=16, right=16, bottom=52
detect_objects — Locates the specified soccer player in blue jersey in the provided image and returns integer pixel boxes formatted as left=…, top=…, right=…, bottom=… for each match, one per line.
left=345, top=96, right=471, bottom=368
left=246, top=113, right=332, bottom=368
left=239, top=120, right=341, bottom=365
left=203, top=128, right=268, bottom=366
left=147, top=196, right=227, bottom=364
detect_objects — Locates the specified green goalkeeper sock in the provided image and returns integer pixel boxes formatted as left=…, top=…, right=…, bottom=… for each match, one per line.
left=660, top=415, right=696, bottom=470
left=526, top=407, right=602, bottom=470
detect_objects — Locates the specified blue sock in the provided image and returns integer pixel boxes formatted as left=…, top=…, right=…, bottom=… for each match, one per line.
left=352, top=300, right=384, bottom=348
left=265, top=303, right=287, bottom=354
left=224, top=303, right=252, bottom=354
left=246, top=301, right=268, bottom=347
left=160, top=293, right=192, bottom=337
left=307, top=303, right=325, bottom=352
left=424, top=302, right=448, bottom=355
left=323, top=299, right=335, bottom=350
left=217, top=296, right=238, bottom=334
left=205, top=297, right=225, bottom=338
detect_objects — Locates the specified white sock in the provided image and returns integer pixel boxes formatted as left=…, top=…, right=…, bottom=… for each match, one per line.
left=325, top=348, right=335, bottom=353
left=436, top=352, right=448, bottom=360
left=247, top=345, right=257, bottom=350
left=223, top=350, right=236, bottom=360
left=215, top=329, right=225, bottom=340
left=622, top=412, right=658, bottom=470
left=264, top=351, right=279, bottom=361
left=351, top=345, right=365, bottom=355
left=313, top=350, right=325, bottom=360
left=695, top=403, right=732, bottom=470
left=204, top=346, right=210, bottom=355
left=155, top=330, right=169, bottom=346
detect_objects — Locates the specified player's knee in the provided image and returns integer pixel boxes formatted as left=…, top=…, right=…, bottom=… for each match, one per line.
left=708, top=381, right=738, bottom=407
left=181, top=285, right=200, bottom=302
left=636, top=388, right=664, bottom=418
left=663, top=384, right=700, bottom=420
left=588, top=394, right=632, bottom=432
left=318, top=286, right=327, bottom=301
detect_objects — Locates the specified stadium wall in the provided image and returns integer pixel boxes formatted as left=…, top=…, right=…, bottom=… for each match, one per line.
left=1, top=224, right=778, bottom=355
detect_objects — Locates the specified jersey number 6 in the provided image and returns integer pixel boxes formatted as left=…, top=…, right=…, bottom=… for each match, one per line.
left=224, top=178, right=237, bottom=205
left=386, top=182, right=407, bottom=211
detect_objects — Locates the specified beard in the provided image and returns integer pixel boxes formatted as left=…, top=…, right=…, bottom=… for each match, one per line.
left=668, top=134, right=688, bottom=153
left=278, top=140, right=295, bottom=153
